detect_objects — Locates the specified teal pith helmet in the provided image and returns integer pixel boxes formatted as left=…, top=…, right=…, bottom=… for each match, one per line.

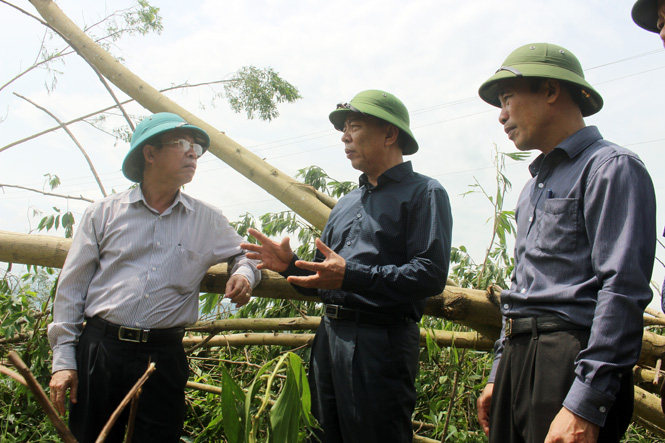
left=632, top=0, right=659, bottom=33
left=122, top=112, right=210, bottom=182
left=478, top=43, right=603, bottom=117
left=328, top=89, right=419, bottom=155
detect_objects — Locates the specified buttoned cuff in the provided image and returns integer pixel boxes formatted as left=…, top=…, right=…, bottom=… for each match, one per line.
left=279, top=255, right=309, bottom=279
left=340, top=261, right=369, bottom=292
left=52, top=345, right=78, bottom=373
left=562, top=377, right=615, bottom=426
left=488, top=357, right=501, bottom=383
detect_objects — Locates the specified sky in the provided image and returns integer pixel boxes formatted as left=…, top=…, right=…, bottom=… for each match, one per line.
left=1, top=0, right=664, bottom=306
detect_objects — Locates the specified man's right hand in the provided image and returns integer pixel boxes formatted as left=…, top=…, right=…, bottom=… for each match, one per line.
left=49, top=369, right=78, bottom=415
left=477, top=383, right=494, bottom=437
left=240, top=228, right=294, bottom=273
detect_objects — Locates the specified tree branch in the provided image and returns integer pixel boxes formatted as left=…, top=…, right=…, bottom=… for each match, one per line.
left=1, top=79, right=233, bottom=154
left=0, top=183, right=94, bottom=202
left=14, top=92, right=107, bottom=197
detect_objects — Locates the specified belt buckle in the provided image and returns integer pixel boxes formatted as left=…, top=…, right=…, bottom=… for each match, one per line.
left=505, top=319, right=513, bottom=338
left=118, top=326, right=149, bottom=343
left=326, top=305, right=340, bottom=319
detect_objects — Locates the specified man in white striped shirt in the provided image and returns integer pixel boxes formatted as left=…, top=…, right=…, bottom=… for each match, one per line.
left=47, top=112, right=261, bottom=443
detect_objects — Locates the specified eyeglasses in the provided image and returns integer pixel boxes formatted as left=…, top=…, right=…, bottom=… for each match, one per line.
left=160, top=139, right=205, bottom=158
left=336, top=102, right=363, bottom=114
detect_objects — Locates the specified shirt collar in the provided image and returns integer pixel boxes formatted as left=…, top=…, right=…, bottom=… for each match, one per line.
left=124, top=185, right=194, bottom=213
left=359, top=161, right=413, bottom=188
left=528, top=126, right=602, bottom=177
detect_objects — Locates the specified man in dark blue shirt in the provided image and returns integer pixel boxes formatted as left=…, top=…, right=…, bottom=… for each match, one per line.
left=242, top=89, right=452, bottom=441
left=475, top=43, right=656, bottom=443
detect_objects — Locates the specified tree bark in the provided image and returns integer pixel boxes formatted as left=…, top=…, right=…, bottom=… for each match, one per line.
left=634, top=386, right=665, bottom=437
left=182, top=329, right=491, bottom=352
left=27, top=0, right=332, bottom=230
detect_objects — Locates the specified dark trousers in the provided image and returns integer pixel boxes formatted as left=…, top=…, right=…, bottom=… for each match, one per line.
left=308, top=316, right=420, bottom=443
left=69, top=324, right=190, bottom=443
left=489, top=329, right=633, bottom=443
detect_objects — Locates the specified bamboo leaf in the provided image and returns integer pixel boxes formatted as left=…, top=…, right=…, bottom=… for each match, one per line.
left=221, top=366, right=245, bottom=443
left=269, top=356, right=302, bottom=442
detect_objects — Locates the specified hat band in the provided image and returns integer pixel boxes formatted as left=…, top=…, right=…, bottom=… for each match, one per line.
left=496, top=66, right=523, bottom=76
left=336, top=102, right=364, bottom=114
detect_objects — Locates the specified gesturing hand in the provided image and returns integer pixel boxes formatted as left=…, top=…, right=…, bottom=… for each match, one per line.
left=240, top=228, right=294, bottom=273
left=287, top=238, right=345, bottom=289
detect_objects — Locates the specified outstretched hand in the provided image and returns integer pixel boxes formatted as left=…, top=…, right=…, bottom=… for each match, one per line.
left=287, top=238, right=345, bottom=289
left=240, top=228, right=294, bottom=273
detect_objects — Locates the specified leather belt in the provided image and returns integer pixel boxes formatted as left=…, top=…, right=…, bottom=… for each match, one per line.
left=504, top=315, right=587, bottom=338
left=85, top=317, right=185, bottom=344
left=324, top=304, right=411, bottom=326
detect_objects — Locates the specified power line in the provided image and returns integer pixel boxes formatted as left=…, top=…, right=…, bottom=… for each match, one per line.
left=3, top=49, right=664, bottom=199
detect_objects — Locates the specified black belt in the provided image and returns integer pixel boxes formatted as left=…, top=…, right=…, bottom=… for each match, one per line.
left=85, top=317, right=185, bottom=344
left=324, top=304, right=411, bottom=326
left=505, top=315, right=587, bottom=338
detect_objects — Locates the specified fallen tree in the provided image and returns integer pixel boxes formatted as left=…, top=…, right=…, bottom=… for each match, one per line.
left=27, top=0, right=334, bottom=231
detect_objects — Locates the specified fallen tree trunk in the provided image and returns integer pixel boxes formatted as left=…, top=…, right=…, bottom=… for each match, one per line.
left=182, top=328, right=494, bottom=351
left=634, top=386, right=665, bottom=437
left=2, top=229, right=663, bottom=358
left=28, top=0, right=333, bottom=231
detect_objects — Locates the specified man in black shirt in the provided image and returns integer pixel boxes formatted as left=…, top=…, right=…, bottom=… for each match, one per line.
left=241, top=89, right=452, bottom=442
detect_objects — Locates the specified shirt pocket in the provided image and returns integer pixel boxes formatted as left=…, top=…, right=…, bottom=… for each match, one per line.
left=535, top=198, right=579, bottom=254
left=169, top=246, right=209, bottom=294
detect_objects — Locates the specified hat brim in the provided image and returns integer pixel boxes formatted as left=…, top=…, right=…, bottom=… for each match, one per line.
left=632, top=0, right=659, bottom=33
left=122, top=122, right=210, bottom=182
left=329, top=106, right=419, bottom=155
left=478, top=63, right=603, bottom=117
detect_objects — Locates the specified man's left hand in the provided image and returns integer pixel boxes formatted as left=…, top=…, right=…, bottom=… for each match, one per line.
left=545, top=407, right=600, bottom=443
left=225, top=274, right=252, bottom=307
left=287, top=238, right=345, bottom=289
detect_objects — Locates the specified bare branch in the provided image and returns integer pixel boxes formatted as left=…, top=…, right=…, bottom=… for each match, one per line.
left=0, top=79, right=233, bottom=154
left=8, top=351, right=77, bottom=443
left=95, top=362, right=156, bottom=443
left=88, top=63, right=135, bottom=131
left=14, top=92, right=107, bottom=197
left=0, top=183, right=94, bottom=202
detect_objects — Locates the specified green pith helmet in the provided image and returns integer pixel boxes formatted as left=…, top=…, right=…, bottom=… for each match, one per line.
left=329, top=89, right=419, bottom=155
left=122, top=112, right=210, bottom=182
left=632, top=0, right=659, bottom=33
left=478, top=43, right=603, bottom=117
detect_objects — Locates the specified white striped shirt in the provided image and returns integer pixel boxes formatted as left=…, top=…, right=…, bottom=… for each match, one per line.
left=48, top=186, right=260, bottom=372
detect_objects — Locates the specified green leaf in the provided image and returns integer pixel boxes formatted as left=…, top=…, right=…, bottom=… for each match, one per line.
left=221, top=366, right=245, bottom=443
left=269, top=357, right=301, bottom=442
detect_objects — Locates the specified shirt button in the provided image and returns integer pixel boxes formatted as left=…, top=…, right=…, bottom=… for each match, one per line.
left=599, top=406, right=607, bottom=413
left=144, top=294, right=149, bottom=299
left=152, top=267, right=156, bottom=271
left=157, top=241, right=161, bottom=246
left=520, top=288, right=527, bottom=294
left=528, top=216, right=533, bottom=222
left=158, top=216, right=162, bottom=220
left=346, top=241, right=351, bottom=246
left=135, top=322, right=140, bottom=327
left=356, top=213, right=361, bottom=218
left=538, top=183, right=544, bottom=188
left=503, top=304, right=509, bottom=310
